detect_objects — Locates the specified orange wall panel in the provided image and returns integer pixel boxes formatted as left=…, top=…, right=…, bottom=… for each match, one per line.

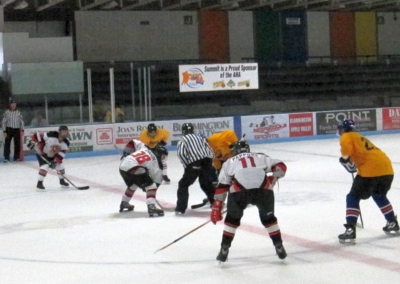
left=330, top=12, right=356, bottom=62
left=198, top=11, right=230, bottom=63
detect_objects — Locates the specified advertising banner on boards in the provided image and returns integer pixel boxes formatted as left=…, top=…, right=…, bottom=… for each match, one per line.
left=316, top=109, right=377, bottom=135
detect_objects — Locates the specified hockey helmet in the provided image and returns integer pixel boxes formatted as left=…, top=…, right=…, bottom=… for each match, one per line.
left=182, top=123, right=194, bottom=135
left=147, top=123, right=157, bottom=134
left=337, top=119, right=355, bottom=136
left=230, top=140, right=250, bottom=155
left=59, top=125, right=69, bottom=132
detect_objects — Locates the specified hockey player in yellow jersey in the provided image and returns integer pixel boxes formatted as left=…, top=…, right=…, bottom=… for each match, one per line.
left=337, top=119, right=399, bottom=244
left=206, top=130, right=238, bottom=172
left=189, top=130, right=239, bottom=209
left=139, top=123, right=171, bottom=183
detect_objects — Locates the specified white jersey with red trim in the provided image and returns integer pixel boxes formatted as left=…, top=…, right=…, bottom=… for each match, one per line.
left=120, top=148, right=162, bottom=184
left=219, top=152, right=283, bottom=191
left=33, top=131, right=69, bottom=159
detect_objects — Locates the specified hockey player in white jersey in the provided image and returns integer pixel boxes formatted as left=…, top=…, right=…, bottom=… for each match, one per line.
left=210, top=140, right=287, bottom=263
left=27, top=125, right=70, bottom=191
left=119, top=139, right=167, bottom=217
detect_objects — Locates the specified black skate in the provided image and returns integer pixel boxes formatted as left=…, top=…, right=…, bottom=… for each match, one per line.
left=383, top=216, right=400, bottom=235
left=162, top=175, right=171, bottom=184
left=216, top=247, right=229, bottom=263
left=119, top=201, right=134, bottom=212
left=60, top=179, right=69, bottom=187
left=148, top=204, right=164, bottom=217
left=36, top=181, right=45, bottom=191
left=338, top=224, right=356, bottom=244
left=275, top=244, right=287, bottom=260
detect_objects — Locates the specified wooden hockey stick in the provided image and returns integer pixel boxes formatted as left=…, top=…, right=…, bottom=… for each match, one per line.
left=154, top=210, right=227, bottom=254
left=35, top=151, right=89, bottom=190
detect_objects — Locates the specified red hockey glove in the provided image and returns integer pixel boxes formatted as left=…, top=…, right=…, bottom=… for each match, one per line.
left=211, top=200, right=223, bottom=224
left=54, top=155, right=63, bottom=164
left=266, top=176, right=277, bottom=190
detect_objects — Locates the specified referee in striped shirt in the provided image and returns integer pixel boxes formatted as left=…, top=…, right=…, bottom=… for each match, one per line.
left=175, top=123, right=215, bottom=214
left=2, top=100, right=24, bottom=163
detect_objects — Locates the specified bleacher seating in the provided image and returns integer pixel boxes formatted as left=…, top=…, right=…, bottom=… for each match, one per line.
left=83, top=60, right=400, bottom=121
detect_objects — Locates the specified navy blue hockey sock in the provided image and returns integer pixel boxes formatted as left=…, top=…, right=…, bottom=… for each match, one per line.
left=372, top=194, right=395, bottom=221
left=345, top=193, right=361, bottom=225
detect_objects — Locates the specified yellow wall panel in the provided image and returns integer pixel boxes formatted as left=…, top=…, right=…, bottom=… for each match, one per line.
left=355, top=12, right=377, bottom=57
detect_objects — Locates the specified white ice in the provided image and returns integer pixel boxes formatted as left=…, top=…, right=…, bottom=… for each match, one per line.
left=1, top=133, right=400, bottom=284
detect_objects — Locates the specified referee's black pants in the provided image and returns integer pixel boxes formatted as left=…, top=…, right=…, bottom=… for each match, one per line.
left=4, top=127, right=21, bottom=161
left=175, top=158, right=215, bottom=213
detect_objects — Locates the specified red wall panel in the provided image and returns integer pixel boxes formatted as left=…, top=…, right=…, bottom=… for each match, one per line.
left=330, top=12, right=356, bottom=63
left=198, top=11, right=230, bottom=63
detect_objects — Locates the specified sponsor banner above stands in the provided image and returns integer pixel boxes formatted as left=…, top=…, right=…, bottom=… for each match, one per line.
left=170, top=117, right=234, bottom=146
left=316, top=109, right=377, bottom=135
left=241, top=114, right=289, bottom=140
left=179, top=63, right=259, bottom=92
left=382, top=107, right=400, bottom=130
left=289, top=113, right=314, bottom=137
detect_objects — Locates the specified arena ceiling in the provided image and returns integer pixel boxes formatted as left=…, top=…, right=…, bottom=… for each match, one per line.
left=2, top=0, right=400, bottom=21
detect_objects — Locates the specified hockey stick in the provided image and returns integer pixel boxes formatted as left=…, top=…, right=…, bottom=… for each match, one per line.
left=351, top=172, right=364, bottom=228
left=154, top=210, right=227, bottom=254
left=191, top=198, right=210, bottom=209
left=35, top=151, right=89, bottom=190
left=155, top=199, right=175, bottom=212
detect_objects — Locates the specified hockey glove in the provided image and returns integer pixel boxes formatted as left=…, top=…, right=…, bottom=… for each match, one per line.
left=158, top=140, right=167, bottom=146
left=211, top=200, right=223, bottom=224
left=266, top=176, right=277, bottom=190
left=27, top=140, right=36, bottom=150
left=339, top=157, right=357, bottom=173
left=121, top=151, right=129, bottom=160
left=49, top=161, right=56, bottom=170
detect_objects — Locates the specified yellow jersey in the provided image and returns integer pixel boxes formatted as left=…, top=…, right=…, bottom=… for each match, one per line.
left=139, top=128, right=170, bottom=149
left=104, top=107, right=124, bottom=123
left=340, top=131, right=393, bottom=177
left=207, top=130, right=238, bottom=170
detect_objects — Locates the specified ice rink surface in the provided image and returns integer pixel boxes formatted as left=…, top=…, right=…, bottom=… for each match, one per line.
left=1, top=133, right=400, bottom=284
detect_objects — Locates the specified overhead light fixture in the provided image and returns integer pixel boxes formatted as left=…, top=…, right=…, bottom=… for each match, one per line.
left=101, top=0, right=118, bottom=9
left=14, top=0, right=28, bottom=9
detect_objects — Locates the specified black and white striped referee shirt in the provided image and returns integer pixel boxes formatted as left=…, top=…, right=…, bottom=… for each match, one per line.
left=2, top=109, right=24, bottom=130
left=177, top=134, right=214, bottom=167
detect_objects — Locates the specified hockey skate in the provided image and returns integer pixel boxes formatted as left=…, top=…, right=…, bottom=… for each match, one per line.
left=162, top=175, right=171, bottom=184
left=216, top=246, right=229, bottom=263
left=275, top=243, right=287, bottom=260
left=119, top=201, right=134, bottom=212
left=383, top=216, right=400, bottom=235
left=36, top=181, right=45, bottom=191
left=60, top=179, right=69, bottom=187
left=148, top=204, right=164, bottom=217
left=338, top=224, right=356, bottom=244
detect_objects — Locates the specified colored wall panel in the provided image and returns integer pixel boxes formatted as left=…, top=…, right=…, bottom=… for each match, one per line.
left=355, top=12, right=377, bottom=58
left=198, top=11, right=230, bottom=63
left=330, top=12, right=356, bottom=63
left=228, top=11, right=254, bottom=63
left=281, top=11, right=307, bottom=63
left=253, top=11, right=281, bottom=63
left=307, top=11, right=331, bottom=63
left=377, top=12, right=400, bottom=55
left=75, top=11, right=199, bottom=62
